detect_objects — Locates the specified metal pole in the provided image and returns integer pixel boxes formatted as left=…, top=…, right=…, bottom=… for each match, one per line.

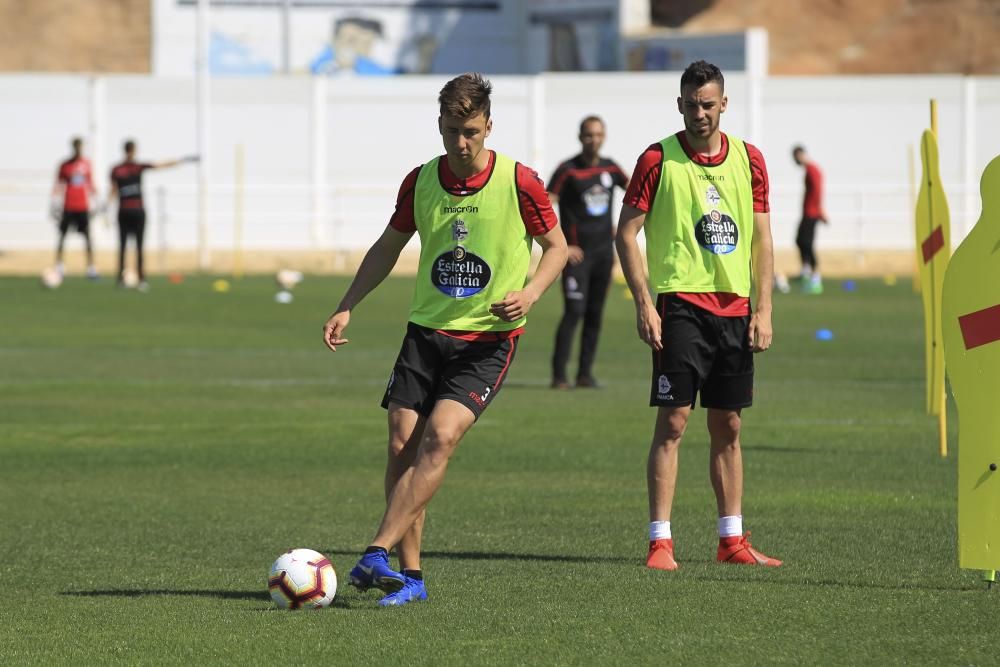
left=196, top=0, right=211, bottom=271
left=281, top=0, right=292, bottom=74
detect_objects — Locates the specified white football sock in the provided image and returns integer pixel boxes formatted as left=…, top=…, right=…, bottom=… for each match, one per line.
left=718, top=515, right=743, bottom=538
left=649, top=520, right=671, bottom=541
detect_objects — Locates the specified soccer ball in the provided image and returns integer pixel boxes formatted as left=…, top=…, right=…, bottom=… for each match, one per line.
left=267, top=548, right=337, bottom=609
left=40, top=267, right=63, bottom=289
left=275, top=269, right=303, bottom=290
left=122, top=269, right=139, bottom=288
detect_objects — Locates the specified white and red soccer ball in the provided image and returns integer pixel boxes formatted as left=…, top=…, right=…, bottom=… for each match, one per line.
left=268, top=548, right=337, bottom=610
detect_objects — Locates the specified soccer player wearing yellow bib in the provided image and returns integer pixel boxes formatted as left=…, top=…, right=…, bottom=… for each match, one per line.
left=322, top=73, right=568, bottom=606
left=615, top=61, right=782, bottom=570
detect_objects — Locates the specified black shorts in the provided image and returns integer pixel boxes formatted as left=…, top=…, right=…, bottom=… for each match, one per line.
left=118, top=208, right=146, bottom=233
left=650, top=294, right=753, bottom=410
left=381, top=322, right=520, bottom=419
left=59, top=211, right=90, bottom=234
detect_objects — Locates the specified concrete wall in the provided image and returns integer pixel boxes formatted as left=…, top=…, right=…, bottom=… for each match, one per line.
left=1, top=72, right=997, bottom=265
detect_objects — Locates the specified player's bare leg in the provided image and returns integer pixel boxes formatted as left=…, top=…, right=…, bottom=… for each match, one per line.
left=56, top=230, right=67, bottom=268
left=648, top=405, right=690, bottom=521
left=385, top=405, right=427, bottom=571
left=372, top=399, right=475, bottom=552
left=646, top=405, right=689, bottom=570
left=708, top=407, right=782, bottom=566
left=707, top=408, right=743, bottom=517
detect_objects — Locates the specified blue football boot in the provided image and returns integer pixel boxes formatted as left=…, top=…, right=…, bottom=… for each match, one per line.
left=349, top=550, right=405, bottom=593
left=377, top=576, right=428, bottom=607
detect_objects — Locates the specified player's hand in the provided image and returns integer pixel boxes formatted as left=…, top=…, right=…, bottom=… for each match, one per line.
left=749, top=309, right=773, bottom=352
left=567, top=246, right=585, bottom=265
left=638, top=301, right=662, bottom=351
left=490, top=289, right=537, bottom=322
left=323, top=310, right=351, bottom=352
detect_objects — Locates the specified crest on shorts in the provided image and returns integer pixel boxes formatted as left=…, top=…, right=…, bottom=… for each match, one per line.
left=658, top=375, right=672, bottom=395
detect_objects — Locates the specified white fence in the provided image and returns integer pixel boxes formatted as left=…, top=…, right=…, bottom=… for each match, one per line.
left=1, top=72, right=997, bottom=260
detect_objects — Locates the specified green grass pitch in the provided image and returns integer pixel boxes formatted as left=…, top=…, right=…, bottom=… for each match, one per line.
left=0, top=273, right=993, bottom=664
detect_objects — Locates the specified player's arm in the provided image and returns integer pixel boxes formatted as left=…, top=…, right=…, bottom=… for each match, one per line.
left=490, top=224, right=568, bottom=322
left=615, top=205, right=660, bottom=351
left=322, top=225, right=413, bottom=352
left=150, top=156, right=199, bottom=170
left=50, top=168, right=65, bottom=221
left=749, top=210, right=774, bottom=353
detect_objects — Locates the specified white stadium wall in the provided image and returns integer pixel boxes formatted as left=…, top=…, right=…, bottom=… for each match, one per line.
left=0, top=72, right=998, bottom=259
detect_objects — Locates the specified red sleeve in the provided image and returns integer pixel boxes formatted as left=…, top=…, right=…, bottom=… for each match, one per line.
left=515, top=163, right=557, bottom=236
left=744, top=142, right=769, bottom=214
left=622, top=144, right=663, bottom=213
left=388, top=166, right=421, bottom=233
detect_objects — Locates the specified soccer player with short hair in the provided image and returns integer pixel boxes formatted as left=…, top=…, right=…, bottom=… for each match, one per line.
left=322, top=72, right=568, bottom=606
left=109, top=140, right=194, bottom=291
left=52, top=137, right=98, bottom=278
left=547, top=116, right=628, bottom=389
left=615, top=60, right=782, bottom=571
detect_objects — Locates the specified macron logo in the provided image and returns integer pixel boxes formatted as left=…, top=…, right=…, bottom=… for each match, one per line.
left=443, top=205, right=478, bottom=214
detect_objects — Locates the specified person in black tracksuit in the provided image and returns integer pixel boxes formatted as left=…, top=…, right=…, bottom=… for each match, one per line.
left=109, top=140, right=195, bottom=290
left=547, top=116, right=628, bottom=388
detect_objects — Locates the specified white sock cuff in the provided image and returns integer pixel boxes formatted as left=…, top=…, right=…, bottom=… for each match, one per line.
left=718, top=515, right=743, bottom=538
left=649, top=520, right=672, bottom=540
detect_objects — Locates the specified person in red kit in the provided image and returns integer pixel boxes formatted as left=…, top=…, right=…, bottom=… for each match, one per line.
left=52, top=137, right=98, bottom=278
left=792, top=145, right=828, bottom=294
left=615, top=61, right=781, bottom=571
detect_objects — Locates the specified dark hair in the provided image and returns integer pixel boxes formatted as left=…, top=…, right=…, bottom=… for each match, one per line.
left=792, top=145, right=805, bottom=154
left=680, top=60, right=724, bottom=93
left=439, top=72, right=492, bottom=120
left=579, top=115, right=604, bottom=135
left=334, top=16, right=383, bottom=37
left=71, top=136, right=83, bottom=151
left=124, top=140, right=136, bottom=153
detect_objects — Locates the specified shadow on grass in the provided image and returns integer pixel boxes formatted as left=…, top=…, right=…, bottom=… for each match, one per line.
left=322, top=548, right=632, bottom=564
left=742, top=445, right=822, bottom=454
left=61, top=589, right=272, bottom=601
left=682, top=571, right=976, bottom=593
left=59, top=589, right=388, bottom=611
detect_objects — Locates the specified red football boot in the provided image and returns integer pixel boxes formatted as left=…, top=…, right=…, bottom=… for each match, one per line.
left=646, top=538, right=679, bottom=571
left=717, top=532, right=782, bottom=566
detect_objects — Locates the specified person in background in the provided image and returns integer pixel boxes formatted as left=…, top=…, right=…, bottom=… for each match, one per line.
left=792, top=145, right=828, bottom=294
left=547, top=116, right=628, bottom=389
left=52, top=136, right=98, bottom=278
left=109, top=140, right=195, bottom=291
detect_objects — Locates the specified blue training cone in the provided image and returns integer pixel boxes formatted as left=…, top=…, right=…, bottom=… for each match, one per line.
left=815, top=328, right=834, bottom=341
